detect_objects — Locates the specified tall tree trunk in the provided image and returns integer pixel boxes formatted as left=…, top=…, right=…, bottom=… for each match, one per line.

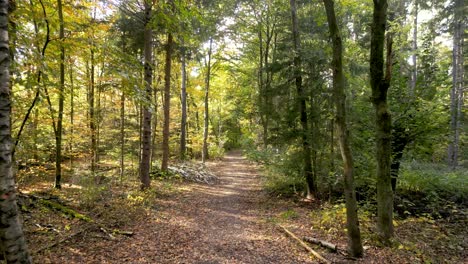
left=89, top=49, right=96, bottom=173
left=323, top=0, right=363, bottom=257
left=257, top=19, right=267, bottom=149
left=448, top=0, right=464, bottom=169
left=410, top=0, right=418, bottom=96
left=290, top=0, right=315, bottom=199
left=54, top=0, right=65, bottom=189
left=139, top=1, right=153, bottom=189
left=69, top=58, right=74, bottom=170
left=161, top=32, right=173, bottom=171
left=370, top=0, right=393, bottom=244
left=180, top=47, right=187, bottom=159
left=202, top=38, right=213, bottom=163
left=150, top=77, right=158, bottom=167
left=120, top=87, right=125, bottom=182
left=0, top=1, right=32, bottom=260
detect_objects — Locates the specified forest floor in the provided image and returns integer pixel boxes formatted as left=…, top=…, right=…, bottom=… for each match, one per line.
left=19, top=151, right=467, bottom=263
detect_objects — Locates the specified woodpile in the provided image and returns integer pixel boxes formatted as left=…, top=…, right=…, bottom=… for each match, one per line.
left=168, top=163, right=218, bottom=185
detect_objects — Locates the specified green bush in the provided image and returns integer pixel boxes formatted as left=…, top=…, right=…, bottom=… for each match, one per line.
left=395, top=161, right=467, bottom=218
left=244, top=146, right=306, bottom=197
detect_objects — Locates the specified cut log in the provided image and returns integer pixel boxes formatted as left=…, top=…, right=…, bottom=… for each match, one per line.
left=279, top=225, right=331, bottom=264
left=303, top=236, right=338, bottom=252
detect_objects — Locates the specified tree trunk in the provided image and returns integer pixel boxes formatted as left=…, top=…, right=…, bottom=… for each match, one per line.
left=54, top=0, right=65, bottom=189
left=448, top=0, right=464, bottom=169
left=202, top=38, right=213, bottom=163
left=120, top=88, right=125, bottom=182
left=289, top=0, right=315, bottom=199
left=370, top=0, right=393, bottom=244
left=180, top=47, right=187, bottom=160
left=89, top=49, right=96, bottom=174
left=0, top=1, right=32, bottom=260
left=139, top=1, right=153, bottom=189
left=409, top=0, right=417, bottom=97
left=69, top=58, right=74, bottom=170
left=161, top=32, right=173, bottom=171
left=323, top=0, right=363, bottom=257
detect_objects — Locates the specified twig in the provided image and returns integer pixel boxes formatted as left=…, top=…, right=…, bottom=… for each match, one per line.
left=33, top=225, right=94, bottom=254
left=279, top=225, right=331, bottom=264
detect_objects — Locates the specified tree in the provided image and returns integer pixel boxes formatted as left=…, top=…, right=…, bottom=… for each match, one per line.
left=140, top=0, right=153, bottom=189
left=180, top=44, right=187, bottom=159
left=0, top=0, right=32, bottom=261
left=370, top=0, right=394, bottom=243
left=54, top=0, right=65, bottom=189
left=161, top=31, right=174, bottom=171
left=323, top=0, right=363, bottom=257
left=448, top=0, right=464, bottom=169
left=202, top=37, right=213, bottom=163
left=289, top=0, right=315, bottom=199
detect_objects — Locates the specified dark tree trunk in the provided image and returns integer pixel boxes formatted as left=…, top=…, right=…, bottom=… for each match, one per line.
left=161, top=32, right=173, bottom=171
left=54, top=0, right=65, bottom=189
left=390, top=122, right=410, bottom=192
left=0, top=0, right=32, bottom=260
left=370, top=0, right=393, bottom=244
left=290, top=0, right=316, bottom=199
left=139, top=1, right=153, bottom=189
left=323, top=0, right=363, bottom=257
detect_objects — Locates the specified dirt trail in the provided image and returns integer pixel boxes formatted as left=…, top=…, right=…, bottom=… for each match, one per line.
left=38, top=151, right=315, bottom=263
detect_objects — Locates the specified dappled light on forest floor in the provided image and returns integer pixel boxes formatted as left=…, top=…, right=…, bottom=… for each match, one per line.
left=19, top=151, right=467, bottom=263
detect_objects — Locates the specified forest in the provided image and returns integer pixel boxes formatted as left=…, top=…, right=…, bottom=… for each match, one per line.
left=0, top=0, right=466, bottom=263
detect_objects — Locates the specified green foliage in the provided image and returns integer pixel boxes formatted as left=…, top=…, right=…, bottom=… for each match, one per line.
left=150, top=167, right=181, bottom=181
left=39, top=199, right=92, bottom=222
left=77, top=175, right=112, bottom=209
left=244, top=147, right=306, bottom=198
left=395, top=161, right=467, bottom=218
left=279, top=209, right=299, bottom=220
left=126, top=188, right=159, bottom=208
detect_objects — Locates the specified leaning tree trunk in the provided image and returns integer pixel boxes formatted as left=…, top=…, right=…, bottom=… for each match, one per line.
left=139, top=0, right=153, bottom=189
left=323, top=0, right=363, bottom=257
left=202, top=37, right=213, bottom=163
left=290, top=0, right=316, bottom=199
left=370, top=0, right=393, bottom=244
left=0, top=0, right=32, bottom=261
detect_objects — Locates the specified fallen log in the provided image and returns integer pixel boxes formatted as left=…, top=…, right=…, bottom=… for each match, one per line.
left=303, top=236, right=338, bottom=252
left=279, top=225, right=331, bottom=264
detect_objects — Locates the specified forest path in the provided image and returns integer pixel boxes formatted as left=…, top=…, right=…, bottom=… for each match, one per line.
left=126, top=150, right=315, bottom=263
left=36, top=151, right=316, bottom=263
